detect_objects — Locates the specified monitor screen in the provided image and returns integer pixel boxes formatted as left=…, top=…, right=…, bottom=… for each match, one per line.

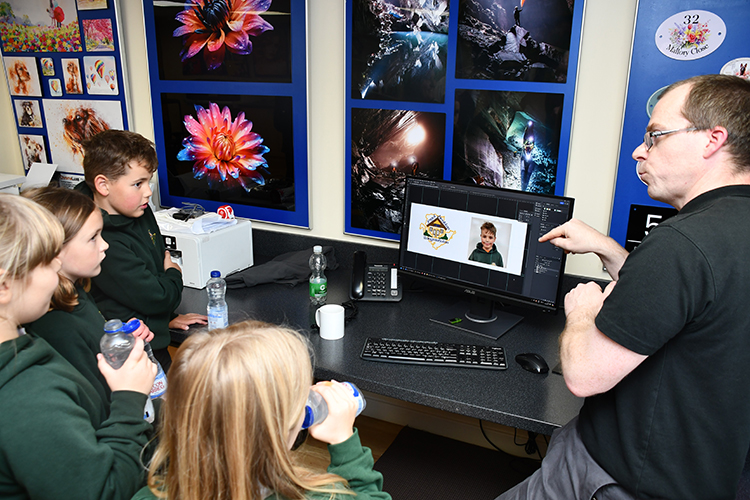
left=398, top=177, right=574, bottom=338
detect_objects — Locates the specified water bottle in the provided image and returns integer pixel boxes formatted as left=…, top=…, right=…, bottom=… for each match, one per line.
left=309, top=245, right=327, bottom=305
left=207, top=270, right=228, bottom=330
left=302, top=382, right=366, bottom=429
left=100, top=319, right=139, bottom=369
left=143, top=342, right=167, bottom=399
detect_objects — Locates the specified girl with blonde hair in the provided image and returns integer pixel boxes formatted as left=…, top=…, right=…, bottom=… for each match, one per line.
left=0, top=193, right=157, bottom=499
left=134, top=320, right=391, bottom=500
left=23, top=186, right=153, bottom=409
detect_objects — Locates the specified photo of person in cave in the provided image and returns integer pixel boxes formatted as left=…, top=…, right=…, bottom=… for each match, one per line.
left=452, top=88, right=563, bottom=193
left=455, top=0, right=575, bottom=83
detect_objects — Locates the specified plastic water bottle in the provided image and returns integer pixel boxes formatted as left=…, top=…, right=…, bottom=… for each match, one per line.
left=207, top=270, right=228, bottom=330
left=143, top=342, right=167, bottom=399
left=100, top=319, right=139, bottom=369
left=302, top=382, right=366, bottom=429
left=309, top=245, right=327, bottom=305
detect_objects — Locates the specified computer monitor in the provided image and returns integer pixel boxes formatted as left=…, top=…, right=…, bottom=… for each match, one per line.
left=398, top=177, right=574, bottom=339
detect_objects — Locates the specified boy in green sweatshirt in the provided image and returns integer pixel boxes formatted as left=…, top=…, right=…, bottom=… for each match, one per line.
left=468, top=221, right=504, bottom=267
left=77, top=130, right=206, bottom=371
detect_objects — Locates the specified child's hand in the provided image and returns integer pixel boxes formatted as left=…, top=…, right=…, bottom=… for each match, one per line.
left=307, top=381, right=356, bottom=445
left=164, top=250, right=182, bottom=273
left=129, top=318, right=154, bottom=342
left=169, top=313, right=208, bottom=331
left=97, top=338, right=157, bottom=395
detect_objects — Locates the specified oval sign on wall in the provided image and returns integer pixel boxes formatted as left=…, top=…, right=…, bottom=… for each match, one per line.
left=655, top=10, right=725, bottom=61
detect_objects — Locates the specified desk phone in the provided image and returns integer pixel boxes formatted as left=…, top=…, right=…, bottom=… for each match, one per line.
left=350, top=251, right=402, bottom=302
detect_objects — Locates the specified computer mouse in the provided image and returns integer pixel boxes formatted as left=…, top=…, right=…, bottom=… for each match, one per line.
left=515, top=352, right=549, bottom=374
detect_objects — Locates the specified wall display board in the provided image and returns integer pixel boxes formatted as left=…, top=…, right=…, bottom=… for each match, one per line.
left=0, top=0, right=129, bottom=175
left=345, top=0, right=585, bottom=240
left=142, top=0, right=310, bottom=228
left=610, top=0, right=748, bottom=250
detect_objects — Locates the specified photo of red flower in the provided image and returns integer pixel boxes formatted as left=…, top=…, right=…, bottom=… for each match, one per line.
left=178, top=102, right=270, bottom=190
left=173, top=0, right=274, bottom=71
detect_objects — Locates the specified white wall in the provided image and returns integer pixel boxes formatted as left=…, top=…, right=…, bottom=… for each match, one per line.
left=0, top=0, right=638, bottom=280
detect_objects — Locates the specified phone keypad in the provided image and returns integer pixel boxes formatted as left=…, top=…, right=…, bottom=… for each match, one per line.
left=366, top=267, right=388, bottom=297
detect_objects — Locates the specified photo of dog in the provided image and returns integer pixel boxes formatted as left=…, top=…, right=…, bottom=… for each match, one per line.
left=43, top=98, right=124, bottom=172
left=19, top=135, right=48, bottom=171
left=4, top=57, right=42, bottom=96
left=62, top=58, right=83, bottom=94
left=15, top=100, right=43, bottom=128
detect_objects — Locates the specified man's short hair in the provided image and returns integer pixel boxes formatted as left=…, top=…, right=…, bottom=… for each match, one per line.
left=481, top=221, right=496, bottom=236
left=664, top=74, right=750, bottom=173
left=82, top=130, right=158, bottom=188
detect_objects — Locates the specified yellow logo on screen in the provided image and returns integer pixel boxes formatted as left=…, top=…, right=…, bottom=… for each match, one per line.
left=420, top=213, right=456, bottom=250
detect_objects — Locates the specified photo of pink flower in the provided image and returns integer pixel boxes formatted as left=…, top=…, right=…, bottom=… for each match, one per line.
left=177, top=102, right=270, bottom=190
left=173, top=0, right=274, bottom=71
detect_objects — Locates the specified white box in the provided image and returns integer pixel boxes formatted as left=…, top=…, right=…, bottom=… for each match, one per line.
left=161, top=219, right=253, bottom=289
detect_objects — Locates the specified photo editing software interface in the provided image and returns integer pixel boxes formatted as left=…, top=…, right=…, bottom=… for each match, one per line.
left=399, top=177, right=574, bottom=314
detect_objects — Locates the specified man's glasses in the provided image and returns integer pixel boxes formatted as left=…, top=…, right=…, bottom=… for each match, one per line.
left=643, top=127, right=697, bottom=150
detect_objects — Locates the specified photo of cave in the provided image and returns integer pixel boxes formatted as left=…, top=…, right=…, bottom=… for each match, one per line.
left=456, top=0, right=574, bottom=83
left=350, top=108, right=445, bottom=234
left=452, top=88, right=564, bottom=193
left=351, top=0, right=449, bottom=104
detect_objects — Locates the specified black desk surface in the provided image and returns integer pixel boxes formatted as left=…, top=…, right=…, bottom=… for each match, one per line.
left=173, top=230, right=585, bottom=435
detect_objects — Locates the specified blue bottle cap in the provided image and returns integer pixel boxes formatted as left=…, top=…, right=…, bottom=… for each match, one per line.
left=211, top=270, right=221, bottom=278
left=301, top=405, right=314, bottom=429
left=121, top=319, right=141, bottom=334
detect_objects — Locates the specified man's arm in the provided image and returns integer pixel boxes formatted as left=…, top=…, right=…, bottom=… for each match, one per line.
left=540, top=219, right=630, bottom=280
left=560, top=281, right=647, bottom=397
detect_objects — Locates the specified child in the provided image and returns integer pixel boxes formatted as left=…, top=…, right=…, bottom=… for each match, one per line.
left=23, top=187, right=154, bottom=409
left=134, top=320, right=391, bottom=500
left=468, top=221, right=504, bottom=267
left=0, top=194, right=156, bottom=500
left=77, top=130, right=206, bottom=371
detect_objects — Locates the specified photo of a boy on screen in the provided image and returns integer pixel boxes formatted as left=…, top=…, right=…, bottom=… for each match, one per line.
left=468, top=221, right=504, bottom=267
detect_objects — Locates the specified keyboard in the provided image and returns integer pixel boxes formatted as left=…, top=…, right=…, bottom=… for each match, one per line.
left=360, top=337, right=507, bottom=370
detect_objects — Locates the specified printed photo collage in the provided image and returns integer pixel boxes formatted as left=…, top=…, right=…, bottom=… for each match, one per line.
left=346, top=0, right=585, bottom=240
left=1, top=0, right=125, bottom=174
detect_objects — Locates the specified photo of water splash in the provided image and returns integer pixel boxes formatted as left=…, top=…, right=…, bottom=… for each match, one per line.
left=351, top=0, right=449, bottom=104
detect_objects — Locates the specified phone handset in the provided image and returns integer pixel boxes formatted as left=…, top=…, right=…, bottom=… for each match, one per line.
left=349, top=251, right=402, bottom=302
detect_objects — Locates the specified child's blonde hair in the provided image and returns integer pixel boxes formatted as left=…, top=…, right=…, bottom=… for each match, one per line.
left=22, top=187, right=98, bottom=312
left=0, top=194, right=63, bottom=286
left=147, top=320, right=353, bottom=500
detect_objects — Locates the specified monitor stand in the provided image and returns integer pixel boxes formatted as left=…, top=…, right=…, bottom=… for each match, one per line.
left=430, top=296, right=523, bottom=340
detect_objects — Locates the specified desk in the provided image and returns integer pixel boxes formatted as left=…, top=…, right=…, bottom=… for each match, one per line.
left=173, top=230, right=584, bottom=435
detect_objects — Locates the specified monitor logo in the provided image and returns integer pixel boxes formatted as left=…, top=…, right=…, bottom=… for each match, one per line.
left=419, top=213, right=456, bottom=250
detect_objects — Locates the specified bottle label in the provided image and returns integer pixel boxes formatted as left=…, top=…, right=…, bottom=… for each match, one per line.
left=309, top=281, right=327, bottom=297
left=207, top=310, right=228, bottom=330
left=150, top=371, right=167, bottom=399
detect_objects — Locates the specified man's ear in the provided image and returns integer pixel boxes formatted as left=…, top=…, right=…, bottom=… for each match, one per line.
left=703, top=126, right=729, bottom=159
left=93, top=174, right=110, bottom=197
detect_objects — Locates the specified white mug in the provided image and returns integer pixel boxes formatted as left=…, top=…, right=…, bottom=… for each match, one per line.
left=316, top=304, right=345, bottom=340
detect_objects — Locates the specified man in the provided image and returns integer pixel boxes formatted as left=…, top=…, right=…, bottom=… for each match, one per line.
left=498, top=74, right=750, bottom=500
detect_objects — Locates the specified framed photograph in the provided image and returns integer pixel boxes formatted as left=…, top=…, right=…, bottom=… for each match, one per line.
left=14, top=99, right=43, bottom=128
left=149, top=0, right=292, bottom=83
left=40, top=57, right=55, bottom=76
left=344, top=0, right=585, bottom=240
left=82, top=18, right=115, bottom=51
left=3, top=56, right=42, bottom=96
left=19, top=134, right=48, bottom=171
left=143, top=0, right=310, bottom=227
left=49, top=78, right=63, bottom=96
left=83, top=56, right=117, bottom=94
left=61, top=58, right=83, bottom=94
left=0, top=0, right=82, bottom=52
left=77, top=0, right=108, bottom=10
left=42, top=98, right=124, bottom=172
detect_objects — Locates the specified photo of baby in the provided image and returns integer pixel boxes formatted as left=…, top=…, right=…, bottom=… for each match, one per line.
left=467, top=221, right=507, bottom=267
